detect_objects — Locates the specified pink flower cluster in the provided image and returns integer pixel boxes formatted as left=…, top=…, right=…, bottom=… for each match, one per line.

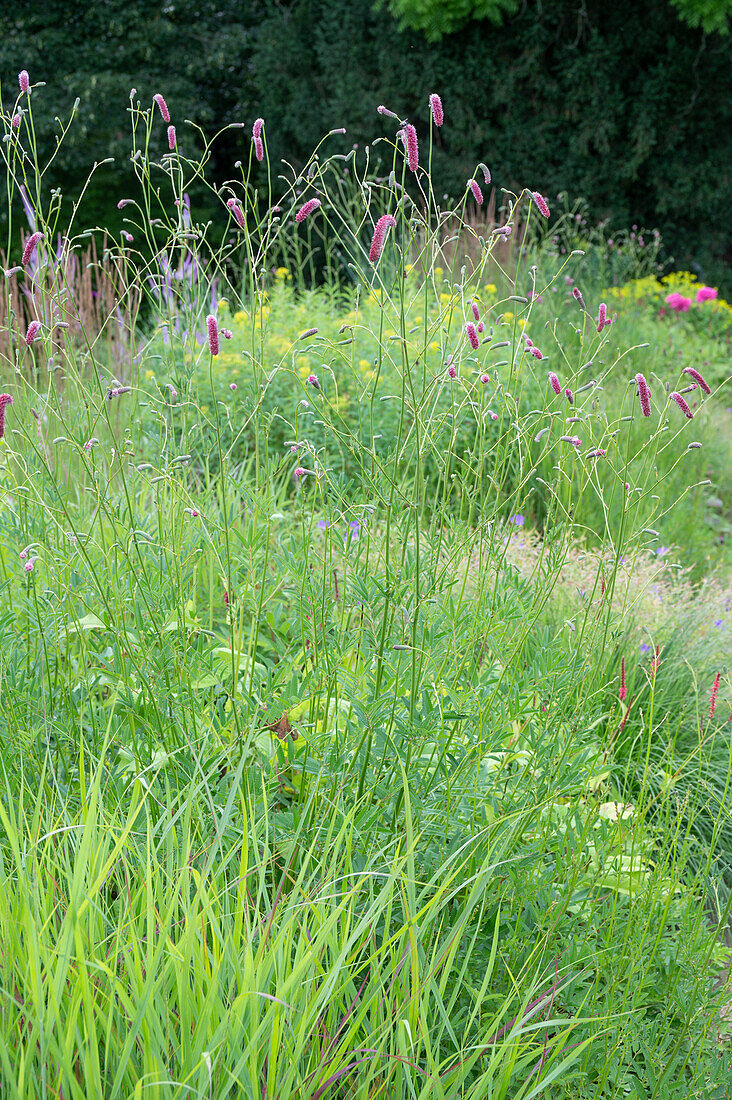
left=252, top=118, right=264, bottom=162
left=368, top=214, right=396, bottom=263
left=665, top=292, right=691, bottom=312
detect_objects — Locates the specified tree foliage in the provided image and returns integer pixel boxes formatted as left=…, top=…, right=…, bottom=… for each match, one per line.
left=0, top=0, right=730, bottom=285
left=382, top=0, right=732, bottom=36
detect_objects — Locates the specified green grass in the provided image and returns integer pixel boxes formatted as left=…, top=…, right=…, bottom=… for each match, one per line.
left=0, top=80, right=730, bottom=1098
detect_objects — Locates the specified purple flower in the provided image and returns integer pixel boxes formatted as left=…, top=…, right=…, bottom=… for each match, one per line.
left=548, top=372, right=562, bottom=395
left=0, top=394, right=13, bottom=440
left=429, top=93, right=444, bottom=127
left=465, top=322, right=480, bottom=349
left=226, top=198, right=245, bottom=229
left=509, top=514, right=525, bottom=526
left=153, top=94, right=170, bottom=122
left=18, top=70, right=30, bottom=93
left=368, top=214, right=397, bottom=263
left=22, top=231, right=43, bottom=267
left=714, top=619, right=724, bottom=628
left=640, top=643, right=651, bottom=654
left=206, top=314, right=219, bottom=356
left=531, top=192, right=550, bottom=218
left=25, top=320, right=42, bottom=345
left=670, top=391, right=693, bottom=419
left=635, top=372, right=651, bottom=417
left=403, top=124, right=419, bottom=172
left=656, top=546, right=670, bottom=556
left=316, top=519, right=332, bottom=530
left=468, top=180, right=483, bottom=205
left=295, top=198, right=321, bottom=223
left=682, top=366, right=711, bottom=395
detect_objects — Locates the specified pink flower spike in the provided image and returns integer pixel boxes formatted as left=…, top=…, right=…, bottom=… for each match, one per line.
left=377, top=105, right=399, bottom=119
left=670, top=391, right=693, bottom=418
left=253, top=137, right=264, bottom=162
left=403, top=124, right=418, bottom=172
left=206, top=314, right=220, bottom=357
left=465, top=321, right=480, bottom=349
left=117, top=199, right=134, bottom=209
left=0, top=393, right=13, bottom=439
left=530, top=346, right=543, bottom=360
left=565, top=388, right=573, bottom=404
left=586, top=448, right=606, bottom=458
left=635, top=372, right=651, bottom=417
left=24, top=558, right=36, bottom=574
left=532, top=192, right=550, bottom=218
left=488, top=410, right=498, bottom=420
left=447, top=364, right=457, bottom=379
left=307, top=374, right=320, bottom=388
left=295, top=198, right=321, bottom=223
left=479, top=163, right=491, bottom=186
left=153, top=94, right=170, bottom=122
left=468, top=180, right=483, bottom=205
left=230, top=383, right=237, bottom=391
left=252, top=117, right=264, bottom=140
left=226, top=198, right=246, bottom=228
left=477, top=322, right=484, bottom=333
left=682, top=366, right=711, bottom=394
left=222, top=329, right=232, bottom=339
left=619, top=657, right=627, bottom=702
left=167, top=125, right=176, bottom=150
left=25, top=320, right=41, bottom=345
left=548, top=372, right=562, bottom=394
left=429, top=93, right=444, bottom=126
left=121, top=231, right=134, bottom=243
left=18, top=70, right=30, bottom=93
left=294, top=466, right=306, bottom=479
left=471, top=302, right=480, bottom=322
left=710, top=672, right=721, bottom=720
left=480, top=374, right=490, bottom=384
left=11, top=113, right=21, bottom=130
left=572, top=287, right=586, bottom=309
left=83, top=438, right=98, bottom=451
left=368, top=214, right=397, bottom=263
left=560, top=435, right=581, bottom=447
left=696, top=286, right=717, bottom=303
left=22, top=231, right=43, bottom=267
left=597, top=302, right=607, bottom=332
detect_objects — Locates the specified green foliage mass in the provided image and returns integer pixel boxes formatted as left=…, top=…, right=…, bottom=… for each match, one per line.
left=377, top=0, right=519, bottom=40
left=383, top=0, right=732, bottom=37
left=0, top=0, right=730, bottom=282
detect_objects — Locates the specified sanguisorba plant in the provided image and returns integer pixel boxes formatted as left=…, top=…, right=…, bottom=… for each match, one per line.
left=0, top=70, right=730, bottom=1098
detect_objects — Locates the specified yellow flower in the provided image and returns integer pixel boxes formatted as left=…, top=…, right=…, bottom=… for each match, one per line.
left=428, top=341, right=439, bottom=351
left=484, top=283, right=497, bottom=294
left=275, top=267, right=291, bottom=280
left=503, top=311, right=514, bottom=322
left=233, top=311, right=248, bottom=324
left=433, top=266, right=443, bottom=276
left=359, top=359, right=371, bottom=368
left=218, top=298, right=229, bottom=312
left=144, top=369, right=155, bottom=381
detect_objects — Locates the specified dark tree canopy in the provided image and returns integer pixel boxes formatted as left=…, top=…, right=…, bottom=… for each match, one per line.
left=1, top=0, right=730, bottom=286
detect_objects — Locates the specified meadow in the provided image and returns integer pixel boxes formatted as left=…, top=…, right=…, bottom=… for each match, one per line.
left=0, top=75, right=730, bottom=1098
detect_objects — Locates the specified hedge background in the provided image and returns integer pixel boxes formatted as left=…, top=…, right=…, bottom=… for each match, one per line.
left=1, top=0, right=730, bottom=287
